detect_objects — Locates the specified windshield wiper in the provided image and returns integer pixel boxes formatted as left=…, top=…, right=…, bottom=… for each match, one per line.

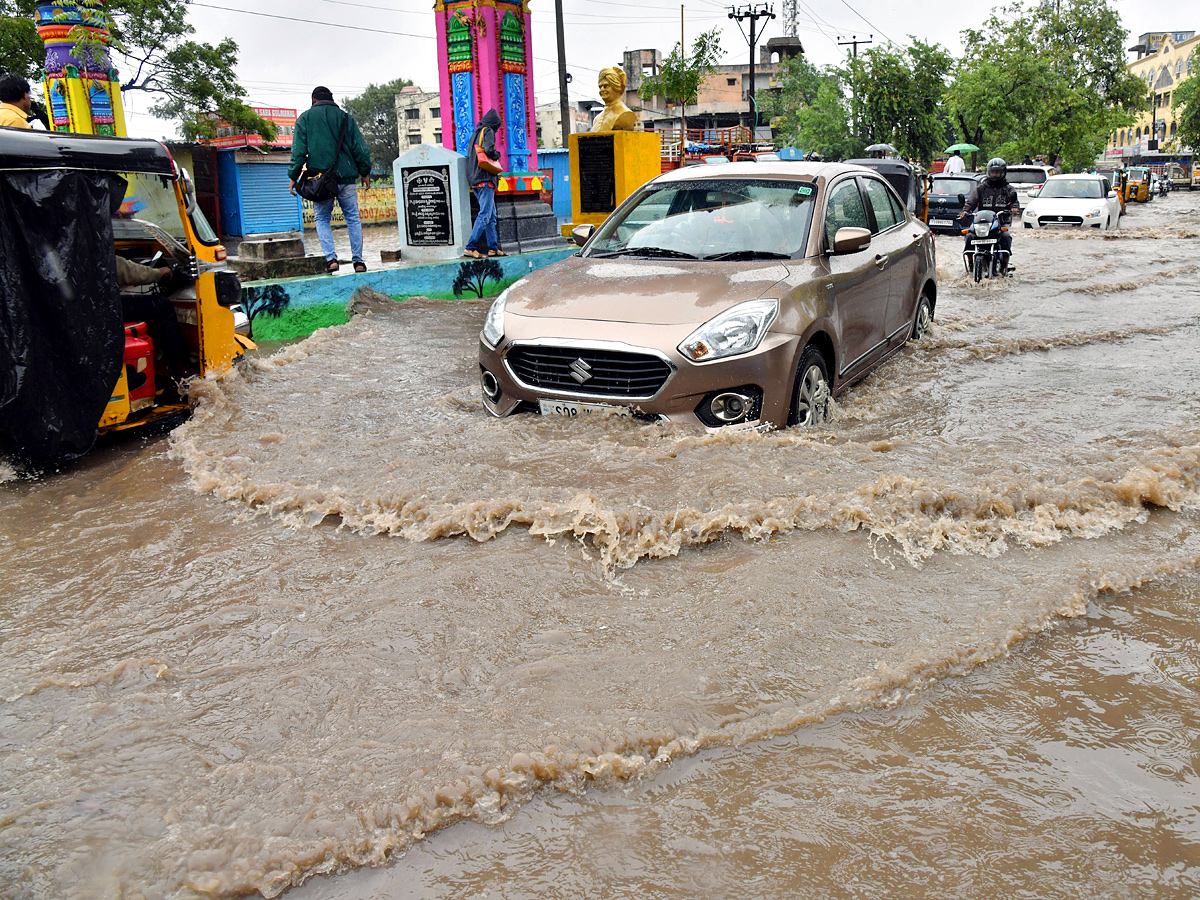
left=703, top=250, right=792, bottom=261
left=590, top=246, right=699, bottom=259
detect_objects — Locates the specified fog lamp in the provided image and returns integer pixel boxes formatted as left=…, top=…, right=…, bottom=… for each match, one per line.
left=710, top=392, right=750, bottom=423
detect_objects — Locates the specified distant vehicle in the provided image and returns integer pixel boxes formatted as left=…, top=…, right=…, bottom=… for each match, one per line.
left=703, top=155, right=731, bottom=165
left=734, top=151, right=781, bottom=162
left=1005, top=164, right=1056, bottom=213
left=963, top=210, right=1011, bottom=281
left=1163, top=162, right=1188, bottom=188
left=1021, top=173, right=1121, bottom=230
left=927, top=173, right=984, bottom=233
left=478, top=162, right=938, bottom=432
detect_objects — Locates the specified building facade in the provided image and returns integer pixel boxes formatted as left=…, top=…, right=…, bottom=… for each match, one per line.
left=1108, top=31, right=1198, bottom=160
left=395, top=86, right=443, bottom=152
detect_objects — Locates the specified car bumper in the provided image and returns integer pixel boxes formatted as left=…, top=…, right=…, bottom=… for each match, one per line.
left=478, top=315, right=803, bottom=430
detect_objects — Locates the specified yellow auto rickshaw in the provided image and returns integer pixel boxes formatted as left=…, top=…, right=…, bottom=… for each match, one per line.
left=1124, top=166, right=1152, bottom=203
left=0, top=129, right=253, bottom=467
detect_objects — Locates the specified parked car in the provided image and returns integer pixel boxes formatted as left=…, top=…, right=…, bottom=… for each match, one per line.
left=1020, top=174, right=1121, bottom=230
left=478, top=162, right=938, bottom=431
left=1005, top=164, right=1056, bottom=213
left=926, top=173, right=984, bottom=233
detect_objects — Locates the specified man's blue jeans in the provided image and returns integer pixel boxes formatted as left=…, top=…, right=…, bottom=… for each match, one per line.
left=314, top=182, right=364, bottom=263
left=467, top=184, right=498, bottom=252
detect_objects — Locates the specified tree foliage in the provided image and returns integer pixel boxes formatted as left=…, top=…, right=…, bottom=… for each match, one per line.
left=0, top=0, right=273, bottom=141
left=767, top=57, right=860, bottom=160
left=948, top=0, right=1143, bottom=170
left=342, top=78, right=414, bottom=170
left=638, top=26, right=723, bottom=132
left=1172, top=75, right=1200, bottom=158
left=851, top=40, right=955, bottom=164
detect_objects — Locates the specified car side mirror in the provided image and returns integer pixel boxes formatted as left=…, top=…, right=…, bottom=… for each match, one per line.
left=570, top=223, right=595, bottom=246
left=957, top=193, right=965, bottom=204
left=1107, top=190, right=1117, bottom=199
left=831, top=226, right=871, bottom=254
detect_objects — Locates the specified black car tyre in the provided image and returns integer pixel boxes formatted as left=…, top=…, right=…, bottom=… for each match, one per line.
left=912, top=293, right=933, bottom=340
left=789, top=345, right=831, bottom=428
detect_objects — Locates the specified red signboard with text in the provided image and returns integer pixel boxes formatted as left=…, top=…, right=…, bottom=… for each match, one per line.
left=207, top=107, right=297, bottom=149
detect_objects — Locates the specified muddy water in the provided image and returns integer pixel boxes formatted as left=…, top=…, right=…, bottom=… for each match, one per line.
left=2, top=195, right=1199, bottom=899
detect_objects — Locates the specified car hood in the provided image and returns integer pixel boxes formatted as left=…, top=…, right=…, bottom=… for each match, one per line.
left=1026, top=197, right=1105, bottom=214
left=502, top=254, right=792, bottom=326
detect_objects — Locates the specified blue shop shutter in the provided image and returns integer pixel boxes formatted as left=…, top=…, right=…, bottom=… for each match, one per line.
left=237, top=163, right=302, bottom=234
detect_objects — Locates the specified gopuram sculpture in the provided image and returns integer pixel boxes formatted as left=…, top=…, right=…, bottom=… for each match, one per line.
left=34, top=0, right=128, bottom=135
left=591, top=66, right=637, bottom=133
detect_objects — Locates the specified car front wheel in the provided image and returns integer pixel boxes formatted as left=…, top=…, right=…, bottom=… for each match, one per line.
left=912, top=293, right=933, bottom=340
left=789, top=344, right=831, bottom=428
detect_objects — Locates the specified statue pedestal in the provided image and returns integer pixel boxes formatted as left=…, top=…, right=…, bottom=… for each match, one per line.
left=567, top=131, right=661, bottom=232
left=393, top=144, right=471, bottom=262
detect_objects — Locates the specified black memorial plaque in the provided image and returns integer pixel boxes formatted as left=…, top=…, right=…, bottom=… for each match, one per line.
left=402, top=165, right=454, bottom=246
left=578, top=134, right=616, bottom=214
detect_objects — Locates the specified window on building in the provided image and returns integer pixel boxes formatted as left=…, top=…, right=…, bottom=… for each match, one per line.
left=1176, top=60, right=1184, bottom=77
left=405, top=108, right=420, bottom=120
left=433, top=131, right=442, bottom=143
left=1171, top=121, right=1177, bottom=139
left=727, top=77, right=737, bottom=86
left=430, top=107, right=440, bottom=118
left=408, top=133, right=421, bottom=145
left=1135, top=127, right=1141, bottom=139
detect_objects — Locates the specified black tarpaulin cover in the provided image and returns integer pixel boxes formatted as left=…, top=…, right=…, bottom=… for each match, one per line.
left=0, top=169, right=126, bottom=466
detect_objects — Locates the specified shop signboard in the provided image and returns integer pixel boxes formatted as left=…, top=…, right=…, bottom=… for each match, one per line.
left=208, top=107, right=298, bottom=149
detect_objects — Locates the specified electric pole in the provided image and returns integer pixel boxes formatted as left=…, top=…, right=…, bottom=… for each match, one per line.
left=836, top=34, right=872, bottom=58
left=837, top=34, right=871, bottom=139
left=555, top=0, right=570, bottom=147
left=728, top=3, right=775, bottom=137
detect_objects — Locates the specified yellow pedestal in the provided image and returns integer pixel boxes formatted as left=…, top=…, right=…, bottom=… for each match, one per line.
left=568, top=130, right=661, bottom=231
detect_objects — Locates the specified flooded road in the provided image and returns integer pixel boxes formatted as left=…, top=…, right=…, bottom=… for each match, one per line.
left=2, top=194, right=1199, bottom=899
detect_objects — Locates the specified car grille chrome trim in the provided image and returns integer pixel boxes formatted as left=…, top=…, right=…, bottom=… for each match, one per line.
left=503, top=339, right=677, bottom=401
left=1038, top=215, right=1083, bottom=226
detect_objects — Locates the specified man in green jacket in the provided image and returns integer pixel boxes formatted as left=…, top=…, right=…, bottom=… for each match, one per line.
left=289, top=86, right=373, bottom=272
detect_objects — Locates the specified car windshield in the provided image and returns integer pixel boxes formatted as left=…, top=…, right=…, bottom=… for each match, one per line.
left=1128, top=169, right=1148, bottom=182
left=1038, top=179, right=1104, bottom=199
left=931, top=178, right=976, bottom=196
left=1006, top=169, right=1046, bottom=184
left=115, top=171, right=188, bottom=243
left=586, top=179, right=818, bottom=260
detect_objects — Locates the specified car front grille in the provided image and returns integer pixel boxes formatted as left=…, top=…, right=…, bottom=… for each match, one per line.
left=1038, top=215, right=1083, bottom=226
left=506, top=345, right=673, bottom=398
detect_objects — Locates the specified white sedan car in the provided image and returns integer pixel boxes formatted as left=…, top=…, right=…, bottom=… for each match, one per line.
left=1021, top=174, right=1122, bottom=231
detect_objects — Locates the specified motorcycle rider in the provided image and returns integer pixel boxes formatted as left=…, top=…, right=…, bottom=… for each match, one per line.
left=958, top=157, right=1018, bottom=271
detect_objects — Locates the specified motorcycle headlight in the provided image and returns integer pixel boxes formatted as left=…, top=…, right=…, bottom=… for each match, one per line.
left=482, top=288, right=508, bottom=349
left=678, top=298, right=778, bottom=363
left=973, top=222, right=991, bottom=237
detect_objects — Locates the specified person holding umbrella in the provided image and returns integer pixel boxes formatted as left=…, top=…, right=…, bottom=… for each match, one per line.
left=944, top=149, right=965, bottom=174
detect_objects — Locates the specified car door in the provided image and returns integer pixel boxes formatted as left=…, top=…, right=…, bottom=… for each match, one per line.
left=818, top=176, right=889, bottom=379
left=861, top=176, right=921, bottom=344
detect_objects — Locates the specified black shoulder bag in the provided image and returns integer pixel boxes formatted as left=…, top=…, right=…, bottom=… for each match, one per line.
left=297, top=110, right=350, bottom=203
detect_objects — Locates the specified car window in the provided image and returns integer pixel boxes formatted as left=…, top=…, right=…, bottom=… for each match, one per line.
left=1038, top=179, right=1104, bottom=199
left=887, top=188, right=905, bottom=224
left=824, top=179, right=869, bottom=247
left=862, top=178, right=899, bottom=233
left=1006, top=168, right=1047, bottom=185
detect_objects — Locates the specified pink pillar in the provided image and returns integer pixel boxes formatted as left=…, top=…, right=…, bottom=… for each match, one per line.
left=523, top=4, right=538, bottom=170
left=435, top=9, right=453, bottom=151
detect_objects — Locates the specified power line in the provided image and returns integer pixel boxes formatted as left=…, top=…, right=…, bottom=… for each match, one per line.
left=189, top=2, right=434, bottom=38
left=835, top=0, right=892, bottom=44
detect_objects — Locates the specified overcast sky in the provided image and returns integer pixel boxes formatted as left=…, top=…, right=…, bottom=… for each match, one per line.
left=118, top=0, right=1200, bottom=139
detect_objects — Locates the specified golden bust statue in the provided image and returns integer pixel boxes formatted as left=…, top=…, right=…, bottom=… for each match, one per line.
left=591, top=66, right=637, bottom=132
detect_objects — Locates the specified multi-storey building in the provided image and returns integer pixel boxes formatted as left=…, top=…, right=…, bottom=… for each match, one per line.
left=1107, top=31, right=1198, bottom=161
left=394, top=85, right=443, bottom=152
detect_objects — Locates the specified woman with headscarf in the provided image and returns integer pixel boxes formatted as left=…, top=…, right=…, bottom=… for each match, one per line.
left=465, top=109, right=505, bottom=258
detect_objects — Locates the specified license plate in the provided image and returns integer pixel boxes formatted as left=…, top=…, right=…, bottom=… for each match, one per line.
left=538, top=398, right=631, bottom=419
left=973, top=238, right=998, bottom=245
left=932, top=218, right=955, bottom=226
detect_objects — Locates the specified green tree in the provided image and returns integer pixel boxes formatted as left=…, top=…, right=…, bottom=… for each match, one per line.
left=852, top=40, right=955, bottom=165
left=0, top=6, right=42, bottom=83
left=948, top=0, right=1142, bottom=170
left=1172, top=74, right=1200, bottom=156
left=638, top=27, right=723, bottom=141
left=764, top=57, right=859, bottom=160
left=342, top=77, right=414, bottom=170
left=0, top=0, right=274, bottom=141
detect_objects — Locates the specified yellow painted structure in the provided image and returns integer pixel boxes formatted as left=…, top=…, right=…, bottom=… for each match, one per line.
left=567, top=130, right=661, bottom=232
left=1108, top=33, right=1199, bottom=158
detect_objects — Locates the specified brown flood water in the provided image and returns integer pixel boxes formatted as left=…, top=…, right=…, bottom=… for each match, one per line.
left=2, top=194, right=1199, bottom=899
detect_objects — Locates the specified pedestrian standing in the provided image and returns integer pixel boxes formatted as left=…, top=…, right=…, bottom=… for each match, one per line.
left=943, top=150, right=965, bottom=174
left=464, top=109, right=506, bottom=258
left=289, top=86, right=373, bottom=273
left=0, top=75, right=33, bottom=130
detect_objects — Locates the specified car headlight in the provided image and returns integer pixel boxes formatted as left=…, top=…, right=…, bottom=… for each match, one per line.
left=482, top=288, right=508, bottom=349
left=1087, top=207, right=1103, bottom=217
left=1023, top=206, right=1036, bottom=217
left=678, top=298, right=778, bottom=363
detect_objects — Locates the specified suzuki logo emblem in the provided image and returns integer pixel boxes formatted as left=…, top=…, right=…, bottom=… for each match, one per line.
left=1057, top=216, right=1063, bottom=221
left=569, top=358, right=593, bottom=384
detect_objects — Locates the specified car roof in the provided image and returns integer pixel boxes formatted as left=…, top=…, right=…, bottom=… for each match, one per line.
left=653, top=160, right=869, bottom=184
left=1045, top=173, right=1104, bottom=179
left=932, top=171, right=981, bottom=178
left=843, top=158, right=920, bottom=177
left=1008, top=164, right=1053, bottom=171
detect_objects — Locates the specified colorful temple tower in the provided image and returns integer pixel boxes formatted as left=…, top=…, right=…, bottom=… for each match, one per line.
left=434, top=0, right=537, bottom=173
left=35, top=0, right=128, bottom=136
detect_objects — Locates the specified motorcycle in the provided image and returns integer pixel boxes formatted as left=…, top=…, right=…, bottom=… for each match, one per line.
left=961, top=209, right=1011, bottom=282
left=1157, top=175, right=1170, bottom=197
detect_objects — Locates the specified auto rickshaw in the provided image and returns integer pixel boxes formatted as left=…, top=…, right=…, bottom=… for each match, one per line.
left=0, top=129, right=253, bottom=467
left=845, top=158, right=929, bottom=223
left=1124, top=166, right=1152, bottom=203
